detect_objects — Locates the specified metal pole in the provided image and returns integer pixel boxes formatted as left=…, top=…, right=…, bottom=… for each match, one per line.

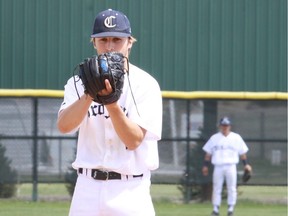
left=58, top=139, right=62, bottom=179
left=169, top=100, right=179, bottom=167
left=32, top=98, right=38, bottom=201
left=185, top=100, right=191, bottom=203
left=260, top=112, right=265, bottom=159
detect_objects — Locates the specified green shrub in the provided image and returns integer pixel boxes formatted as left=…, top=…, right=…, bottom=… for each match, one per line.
left=65, top=165, right=77, bottom=197
left=65, top=147, right=77, bottom=197
left=0, top=143, right=17, bottom=198
left=178, top=138, right=213, bottom=202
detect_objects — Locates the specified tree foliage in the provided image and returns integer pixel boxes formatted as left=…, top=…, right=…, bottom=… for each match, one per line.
left=0, top=143, right=17, bottom=198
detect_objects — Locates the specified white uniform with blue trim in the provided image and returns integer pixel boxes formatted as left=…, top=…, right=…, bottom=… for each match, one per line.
left=59, top=64, right=162, bottom=216
left=203, top=131, right=248, bottom=208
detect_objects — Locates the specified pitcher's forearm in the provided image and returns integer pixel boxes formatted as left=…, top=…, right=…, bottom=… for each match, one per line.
left=106, top=103, right=146, bottom=150
left=57, top=95, right=92, bottom=133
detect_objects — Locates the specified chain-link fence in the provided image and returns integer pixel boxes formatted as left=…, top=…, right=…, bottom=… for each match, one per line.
left=0, top=97, right=76, bottom=183
left=157, top=99, right=287, bottom=185
left=0, top=91, right=287, bottom=200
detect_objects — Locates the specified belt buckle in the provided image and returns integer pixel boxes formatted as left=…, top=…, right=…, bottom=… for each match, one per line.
left=92, top=169, right=109, bottom=180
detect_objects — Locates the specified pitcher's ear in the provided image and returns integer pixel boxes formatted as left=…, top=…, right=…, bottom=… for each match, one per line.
left=127, top=39, right=133, bottom=49
left=91, top=38, right=97, bottom=49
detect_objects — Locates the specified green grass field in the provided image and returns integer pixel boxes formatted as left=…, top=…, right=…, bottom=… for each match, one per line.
left=1, top=200, right=286, bottom=216
left=0, top=184, right=287, bottom=216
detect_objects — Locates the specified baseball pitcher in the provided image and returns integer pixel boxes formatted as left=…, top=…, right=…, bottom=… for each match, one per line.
left=57, top=9, right=162, bottom=216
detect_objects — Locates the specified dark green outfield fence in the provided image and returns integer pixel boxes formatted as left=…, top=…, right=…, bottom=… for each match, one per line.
left=0, top=90, right=287, bottom=201
left=0, top=0, right=287, bottom=91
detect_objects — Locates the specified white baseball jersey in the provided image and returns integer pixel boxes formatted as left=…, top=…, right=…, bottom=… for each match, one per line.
left=203, top=132, right=248, bottom=165
left=59, top=63, right=162, bottom=175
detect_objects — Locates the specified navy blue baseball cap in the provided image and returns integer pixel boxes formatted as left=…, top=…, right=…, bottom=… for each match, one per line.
left=219, top=117, right=231, bottom=126
left=91, top=9, right=132, bottom=38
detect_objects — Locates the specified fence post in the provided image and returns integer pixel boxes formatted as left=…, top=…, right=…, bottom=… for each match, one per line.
left=201, top=100, right=217, bottom=200
left=169, top=100, right=179, bottom=167
left=185, top=100, right=191, bottom=203
left=58, top=139, right=62, bottom=179
left=32, top=98, right=38, bottom=201
left=260, top=112, right=265, bottom=159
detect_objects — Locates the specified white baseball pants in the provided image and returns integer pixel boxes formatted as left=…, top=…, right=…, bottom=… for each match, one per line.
left=69, top=172, right=155, bottom=216
left=212, top=164, right=237, bottom=206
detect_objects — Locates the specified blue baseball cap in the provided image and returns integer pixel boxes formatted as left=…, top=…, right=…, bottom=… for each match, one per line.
left=91, top=9, right=132, bottom=38
left=219, top=117, right=231, bottom=126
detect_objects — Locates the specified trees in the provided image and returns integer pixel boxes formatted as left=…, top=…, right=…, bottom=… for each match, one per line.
left=0, top=143, right=17, bottom=198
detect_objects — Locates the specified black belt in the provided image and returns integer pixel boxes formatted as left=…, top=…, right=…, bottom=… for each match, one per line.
left=78, top=168, right=143, bottom=181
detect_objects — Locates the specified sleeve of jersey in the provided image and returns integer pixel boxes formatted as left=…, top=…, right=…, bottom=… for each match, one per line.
left=238, top=135, right=249, bottom=155
left=129, top=79, right=162, bottom=141
left=58, top=76, right=84, bottom=133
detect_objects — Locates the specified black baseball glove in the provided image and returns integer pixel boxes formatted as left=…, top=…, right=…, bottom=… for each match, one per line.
left=78, top=52, right=126, bottom=104
left=242, top=169, right=252, bottom=183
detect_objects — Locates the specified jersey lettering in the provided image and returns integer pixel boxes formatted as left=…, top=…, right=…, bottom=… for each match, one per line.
left=211, top=145, right=236, bottom=153
left=88, top=104, right=106, bottom=118
left=87, top=104, right=128, bottom=118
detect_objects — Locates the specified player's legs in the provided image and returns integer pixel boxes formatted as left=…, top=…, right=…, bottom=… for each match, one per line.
left=104, top=177, right=155, bottom=216
left=69, top=172, right=154, bottom=216
left=225, top=164, right=237, bottom=212
left=69, top=175, right=102, bottom=216
left=212, top=166, right=225, bottom=210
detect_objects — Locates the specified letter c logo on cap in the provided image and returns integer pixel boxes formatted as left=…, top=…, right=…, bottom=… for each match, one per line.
left=104, top=16, right=116, bottom=28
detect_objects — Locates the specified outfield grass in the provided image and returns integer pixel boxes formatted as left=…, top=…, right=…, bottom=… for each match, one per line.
left=0, top=200, right=286, bottom=216
left=0, top=200, right=69, bottom=216
left=0, top=184, right=287, bottom=216
left=151, top=184, right=288, bottom=204
left=155, top=202, right=287, bottom=216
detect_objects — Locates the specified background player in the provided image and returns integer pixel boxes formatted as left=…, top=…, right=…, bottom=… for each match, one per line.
left=57, top=9, right=162, bottom=216
left=202, top=117, right=252, bottom=216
